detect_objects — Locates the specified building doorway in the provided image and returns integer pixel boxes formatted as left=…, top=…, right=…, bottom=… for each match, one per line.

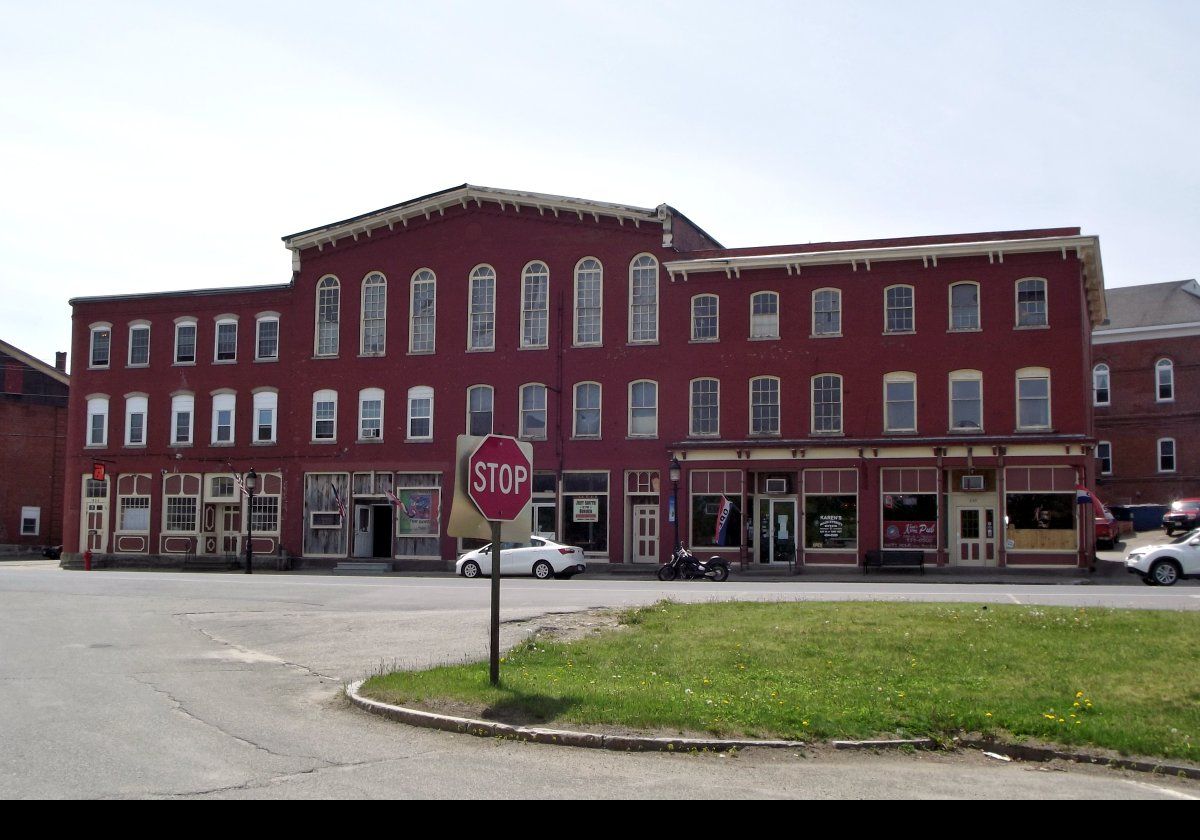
left=353, top=504, right=395, bottom=559
left=757, top=497, right=797, bottom=564
left=956, top=506, right=996, bottom=566
left=632, top=503, right=659, bottom=563
left=532, top=502, right=556, bottom=540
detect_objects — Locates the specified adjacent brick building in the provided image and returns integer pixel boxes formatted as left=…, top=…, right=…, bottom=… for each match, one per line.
left=1092, top=279, right=1200, bottom=505
left=0, top=340, right=69, bottom=551
left=64, top=184, right=1107, bottom=570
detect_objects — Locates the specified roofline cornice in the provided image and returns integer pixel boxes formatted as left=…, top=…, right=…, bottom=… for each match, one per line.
left=69, top=282, right=292, bottom=307
left=1092, top=321, right=1200, bottom=344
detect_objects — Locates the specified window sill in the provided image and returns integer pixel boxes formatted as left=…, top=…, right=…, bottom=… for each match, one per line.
left=213, top=359, right=237, bottom=365
left=949, top=428, right=985, bottom=434
left=85, top=444, right=107, bottom=449
left=466, top=347, right=495, bottom=354
left=884, top=429, right=918, bottom=435
left=252, top=440, right=277, bottom=446
left=749, top=335, right=780, bottom=342
left=571, top=436, right=601, bottom=441
left=405, top=438, right=434, bottom=444
left=126, top=363, right=150, bottom=369
left=211, top=442, right=234, bottom=447
left=310, top=439, right=337, bottom=445
left=170, top=442, right=193, bottom=448
left=254, top=357, right=279, bottom=363
left=627, top=340, right=660, bottom=347
left=947, top=328, right=982, bottom=334
left=357, top=437, right=385, bottom=444
left=1014, top=324, right=1049, bottom=331
left=173, top=361, right=197, bottom=367
left=689, top=433, right=721, bottom=439
left=407, top=350, right=436, bottom=356
left=572, top=343, right=603, bottom=349
left=519, top=345, right=549, bottom=351
left=689, top=338, right=719, bottom=344
left=883, top=330, right=915, bottom=336
left=809, top=333, right=842, bottom=339
left=87, top=365, right=110, bottom=371
left=358, top=353, right=386, bottom=359
left=810, top=431, right=844, bottom=437
left=311, top=355, right=340, bottom=361
left=123, top=443, right=147, bottom=449
left=1014, top=427, right=1055, bottom=434
left=626, top=435, right=659, bottom=441
left=519, top=437, right=548, bottom=443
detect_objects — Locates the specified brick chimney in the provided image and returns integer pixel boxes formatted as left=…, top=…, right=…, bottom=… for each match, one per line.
left=55, top=352, right=67, bottom=372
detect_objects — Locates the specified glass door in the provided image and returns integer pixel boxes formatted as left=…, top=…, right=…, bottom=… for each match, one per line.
left=769, top=499, right=796, bottom=564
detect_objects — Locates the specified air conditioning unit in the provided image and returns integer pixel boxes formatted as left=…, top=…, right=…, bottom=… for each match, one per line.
left=765, top=478, right=788, bottom=494
left=961, top=474, right=985, bottom=491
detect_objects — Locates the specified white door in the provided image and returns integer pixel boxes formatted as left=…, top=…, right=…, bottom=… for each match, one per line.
left=956, top=507, right=996, bottom=566
left=633, top=504, right=659, bottom=563
left=219, top=504, right=241, bottom=555
left=532, top=503, right=556, bottom=539
left=352, top=505, right=372, bottom=558
left=84, top=500, right=108, bottom=552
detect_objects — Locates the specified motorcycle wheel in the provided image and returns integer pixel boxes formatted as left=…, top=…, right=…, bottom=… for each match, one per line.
left=706, top=562, right=729, bottom=583
left=657, top=564, right=677, bottom=582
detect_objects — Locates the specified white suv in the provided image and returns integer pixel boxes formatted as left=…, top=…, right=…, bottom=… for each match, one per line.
left=1125, top=529, right=1200, bottom=586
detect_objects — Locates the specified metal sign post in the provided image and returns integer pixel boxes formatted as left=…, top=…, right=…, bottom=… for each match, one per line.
left=489, top=519, right=502, bottom=686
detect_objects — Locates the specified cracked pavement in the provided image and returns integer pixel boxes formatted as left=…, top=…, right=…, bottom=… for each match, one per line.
left=1, top=563, right=1197, bottom=799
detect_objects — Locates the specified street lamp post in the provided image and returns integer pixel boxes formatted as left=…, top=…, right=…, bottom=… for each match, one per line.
left=669, top=455, right=681, bottom=552
left=244, top=468, right=258, bottom=575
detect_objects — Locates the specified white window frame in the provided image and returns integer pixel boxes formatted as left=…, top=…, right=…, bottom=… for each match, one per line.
left=466, top=385, right=494, bottom=437
left=628, top=254, right=659, bottom=344
left=883, top=372, right=917, bottom=433
left=884, top=285, right=915, bottom=333
left=949, top=282, right=981, bottom=331
left=86, top=394, right=109, bottom=447
left=89, top=322, right=112, bottom=369
left=312, top=389, right=338, bottom=442
left=628, top=380, right=658, bottom=438
left=407, top=386, right=434, bottom=441
left=315, top=275, right=340, bottom=357
left=1156, top=358, right=1175, bottom=403
left=1015, top=277, right=1048, bottom=328
left=1097, top=441, right=1112, bottom=476
left=358, top=387, right=384, bottom=441
left=468, top=264, right=497, bottom=352
left=1016, top=367, right=1052, bottom=430
left=409, top=269, right=437, bottom=354
left=521, top=261, right=550, bottom=349
left=811, top=374, right=843, bottom=435
left=812, top=288, right=842, bottom=337
left=1158, top=438, right=1177, bottom=473
left=691, top=294, right=719, bottom=342
left=949, top=369, right=983, bottom=432
left=127, top=322, right=151, bottom=367
left=210, top=391, right=236, bottom=445
left=360, top=272, right=387, bottom=356
left=213, top=315, right=238, bottom=363
left=20, top=506, right=41, bottom=536
left=749, top=376, right=780, bottom=437
left=690, top=378, right=720, bottom=437
left=252, top=389, right=278, bottom=444
left=170, top=393, right=194, bottom=446
left=573, top=257, right=603, bottom=347
left=750, top=291, right=780, bottom=340
left=520, top=383, right=548, bottom=440
left=124, top=393, right=147, bottom=447
left=573, top=382, right=602, bottom=439
left=1093, top=363, right=1111, bottom=407
left=174, top=317, right=198, bottom=365
left=255, top=312, right=280, bottom=361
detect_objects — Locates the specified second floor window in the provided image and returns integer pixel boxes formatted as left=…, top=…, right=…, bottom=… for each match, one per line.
left=125, top=395, right=147, bottom=446
left=520, top=384, right=547, bottom=439
left=884, top=373, right=916, bottom=432
left=812, top=374, right=842, bottom=434
left=312, top=390, right=337, bottom=440
left=171, top=394, right=194, bottom=445
left=1097, top=441, right=1112, bottom=475
left=950, top=283, right=979, bottom=330
left=316, top=276, right=340, bottom=356
left=408, top=386, right=433, bottom=439
left=750, top=292, right=779, bottom=339
left=1017, top=369, right=1051, bottom=429
left=521, top=262, right=549, bottom=348
left=211, top=393, right=235, bottom=444
left=467, top=385, right=493, bottom=436
left=813, top=289, right=841, bottom=336
left=1093, top=364, right=1110, bottom=406
left=410, top=270, right=436, bottom=353
left=1158, top=438, right=1176, bottom=473
left=750, top=377, right=779, bottom=436
left=691, top=378, right=719, bottom=436
left=885, top=286, right=914, bottom=333
left=1156, top=359, right=1174, bottom=402
left=629, top=380, right=658, bottom=437
left=470, top=266, right=496, bottom=351
left=950, top=371, right=983, bottom=431
left=361, top=273, right=387, bottom=356
left=691, top=294, right=718, bottom=341
left=86, top=396, right=109, bottom=446
left=359, top=388, right=384, bottom=440
left=629, top=255, right=658, bottom=343
left=1016, top=278, right=1048, bottom=327
left=573, top=382, right=601, bottom=438
left=574, top=259, right=602, bottom=346
left=253, top=391, right=277, bottom=443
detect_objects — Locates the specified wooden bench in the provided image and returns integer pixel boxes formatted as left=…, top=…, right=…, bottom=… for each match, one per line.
left=863, top=550, right=925, bottom=574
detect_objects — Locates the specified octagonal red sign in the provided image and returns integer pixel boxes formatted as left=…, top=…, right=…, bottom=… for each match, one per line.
left=467, top=435, right=533, bottom=521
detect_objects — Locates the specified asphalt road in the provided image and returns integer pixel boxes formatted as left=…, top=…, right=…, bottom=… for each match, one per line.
left=1, top=561, right=1197, bottom=800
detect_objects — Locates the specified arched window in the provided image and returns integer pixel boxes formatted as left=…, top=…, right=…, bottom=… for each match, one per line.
left=691, top=294, right=718, bottom=341
left=812, top=289, right=841, bottom=336
left=127, top=321, right=151, bottom=367
left=315, top=276, right=340, bottom=356
left=174, top=317, right=198, bottom=364
left=469, top=265, right=496, bottom=351
left=124, top=393, right=147, bottom=446
left=467, top=385, right=493, bottom=436
left=211, top=391, right=236, bottom=444
left=86, top=395, right=110, bottom=447
left=1156, top=359, right=1174, bottom=402
left=574, top=258, right=603, bottom=346
left=883, top=372, right=917, bottom=433
left=214, top=315, right=238, bottom=362
left=1016, top=278, right=1048, bottom=327
left=811, top=374, right=842, bottom=434
left=629, top=255, right=659, bottom=343
left=690, top=378, right=719, bottom=437
left=358, top=388, right=384, bottom=440
left=750, top=292, right=779, bottom=339
left=750, top=376, right=780, bottom=436
left=628, top=380, right=658, bottom=437
left=520, top=384, right=547, bottom=439
left=170, top=393, right=194, bottom=445
left=255, top=312, right=280, bottom=361
left=361, top=273, right=387, bottom=356
left=252, top=389, right=278, bottom=443
left=89, top=323, right=112, bottom=368
left=409, top=270, right=436, bottom=353
left=521, top=261, right=550, bottom=349
left=573, top=382, right=601, bottom=438
left=1093, top=364, right=1111, bottom=406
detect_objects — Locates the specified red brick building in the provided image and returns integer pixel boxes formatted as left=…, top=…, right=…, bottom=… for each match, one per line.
left=1, top=340, right=69, bottom=552
left=64, top=185, right=1107, bottom=570
left=1092, top=279, right=1200, bottom=505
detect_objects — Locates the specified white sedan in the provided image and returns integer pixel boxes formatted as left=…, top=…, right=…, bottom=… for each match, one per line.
left=456, top=537, right=587, bottom=580
left=1125, top=528, right=1200, bottom=586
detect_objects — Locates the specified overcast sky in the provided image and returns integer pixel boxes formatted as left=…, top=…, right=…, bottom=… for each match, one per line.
left=2, top=1, right=1197, bottom=369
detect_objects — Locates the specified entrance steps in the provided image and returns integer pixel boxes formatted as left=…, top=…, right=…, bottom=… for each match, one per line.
left=333, top=561, right=394, bottom=575
left=183, top=555, right=239, bottom=572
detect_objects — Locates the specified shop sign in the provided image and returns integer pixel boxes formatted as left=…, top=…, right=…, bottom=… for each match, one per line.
left=883, top=521, right=937, bottom=549
left=574, top=497, right=599, bottom=523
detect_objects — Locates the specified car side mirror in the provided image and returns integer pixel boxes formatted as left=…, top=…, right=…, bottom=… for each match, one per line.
left=1189, top=539, right=1200, bottom=547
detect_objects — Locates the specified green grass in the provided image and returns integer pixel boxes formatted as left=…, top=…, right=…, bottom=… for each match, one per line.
left=361, top=601, right=1200, bottom=762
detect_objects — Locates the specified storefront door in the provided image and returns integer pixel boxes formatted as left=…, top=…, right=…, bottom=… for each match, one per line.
left=84, top=499, right=108, bottom=553
left=532, top=502, right=556, bottom=539
left=632, top=504, right=659, bottom=563
left=352, top=504, right=372, bottom=558
left=759, top=499, right=797, bottom=564
left=957, top=507, right=996, bottom=566
left=219, top=504, right=241, bottom=555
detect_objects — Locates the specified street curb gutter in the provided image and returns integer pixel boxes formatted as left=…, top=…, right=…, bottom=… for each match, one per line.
left=346, top=680, right=805, bottom=752
left=347, top=681, right=1200, bottom=779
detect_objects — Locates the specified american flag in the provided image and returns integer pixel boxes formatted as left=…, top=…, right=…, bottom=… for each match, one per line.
left=232, top=472, right=248, bottom=498
left=331, top=483, right=347, bottom=520
left=384, top=488, right=400, bottom=507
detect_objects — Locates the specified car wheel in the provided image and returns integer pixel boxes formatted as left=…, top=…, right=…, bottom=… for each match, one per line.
left=1150, top=560, right=1181, bottom=587
left=1142, top=574, right=1158, bottom=586
left=532, top=560, right=554, bottom=580
left=1164, top=528, right=1173, bottom=537
left=461, top=560, right=482, bottom=579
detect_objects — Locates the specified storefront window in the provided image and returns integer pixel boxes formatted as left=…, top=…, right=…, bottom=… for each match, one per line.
left=562, top=472, right=608, bottom=553
left=804, top=494, right=857, bottom=550
left=882, top=494, right=938, bottom=549
left=1005, top=493, right=1076, bottom=551
left=692, top=495, right=742, bottom=548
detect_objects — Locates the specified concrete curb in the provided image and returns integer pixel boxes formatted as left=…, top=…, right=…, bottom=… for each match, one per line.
left=347, top=681, right=1200, bottom=780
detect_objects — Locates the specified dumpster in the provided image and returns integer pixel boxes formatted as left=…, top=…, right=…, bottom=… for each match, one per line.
left=1124, top=504, right=1170, bottom=532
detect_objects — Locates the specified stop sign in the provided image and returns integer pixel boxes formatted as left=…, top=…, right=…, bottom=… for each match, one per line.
left=467, top=435, right=533, bottom=521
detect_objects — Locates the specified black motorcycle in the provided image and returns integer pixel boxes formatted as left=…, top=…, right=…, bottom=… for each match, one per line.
left=656, top=543, right=729, bottom=582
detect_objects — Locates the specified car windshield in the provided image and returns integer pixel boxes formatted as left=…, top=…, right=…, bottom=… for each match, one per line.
left=1170, top=529, right=1200, bottom=545
left=1172, top=501, right=1200, bottom=512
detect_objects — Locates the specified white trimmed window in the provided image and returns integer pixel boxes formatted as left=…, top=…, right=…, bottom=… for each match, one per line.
left=124, top=394, right=147, bottom=446
left=811, top=374, right=843, bottom=434
left=86, top=395, right=109, bottom=447
left=750, top=292, right=779, bottom=339
left=358, top=388, right=384, bottom=440
left=812, top=289, right=841, bottom=336
left=315, top=275, right=340, bottom=356
left=214, top=316, right=238, bottom=362
left=20, top=506, right=40, bottom=536
left=949, top=370, right=983, bottom=431
left=361, top=273, right=387, bottom=356
left=629, top=254, right=659, bottom=343
left=520, top=384, right=547, bottom=440
left=628, top=380, right=658, bottom=437
left=690, top=378, right=719, bottom=437
left=950, top=283, right=980, bottom=331
left=409, top=270, right=436, bottom=353
left=1156, top=358, right=1174, bottom=402
left=1158, top=438, right=1176, bottom=473
left=256, top=313, right=280, bottom=361
left=574, top=258, right=603, bottom=346
left=573, top=382, right=601, bottom=439
left=174, top=318, right=197, bottom=364
left=170, top=393, right=194, bottom=445
left=469, top=265, right=496, bottom=351
left=89, top=323, right=112, bottom=368
left=885, top=285, right=914, bottom=333
left=407, top=386, right=433, bottom=440
left=211, top=391, right=236, bottom=444
left=1016, top=367, right=1051, bottom=430
left=127, top=323, right=150, bottom=367
left=467, top=385, right=493, bottom=436
left=521, top=261, right=549, bottom=349
left=884, top=372, right=917, bottom=433
left=1093, top=364, right=1111, bottom=406
left=312, top=389, right=337, bottom=441
left=1097, top=441, right=1112, bottom=476
left=253, top=390, right=277, bottom=443
left=691, top=294, right=718, bottom=341
left=750, top=376, right=780, bottom=436
left=1016, top=278, right=1048, bottom=327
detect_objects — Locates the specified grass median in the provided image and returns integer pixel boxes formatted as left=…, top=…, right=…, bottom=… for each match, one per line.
left=360, top=600, right=1199, bottom=762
